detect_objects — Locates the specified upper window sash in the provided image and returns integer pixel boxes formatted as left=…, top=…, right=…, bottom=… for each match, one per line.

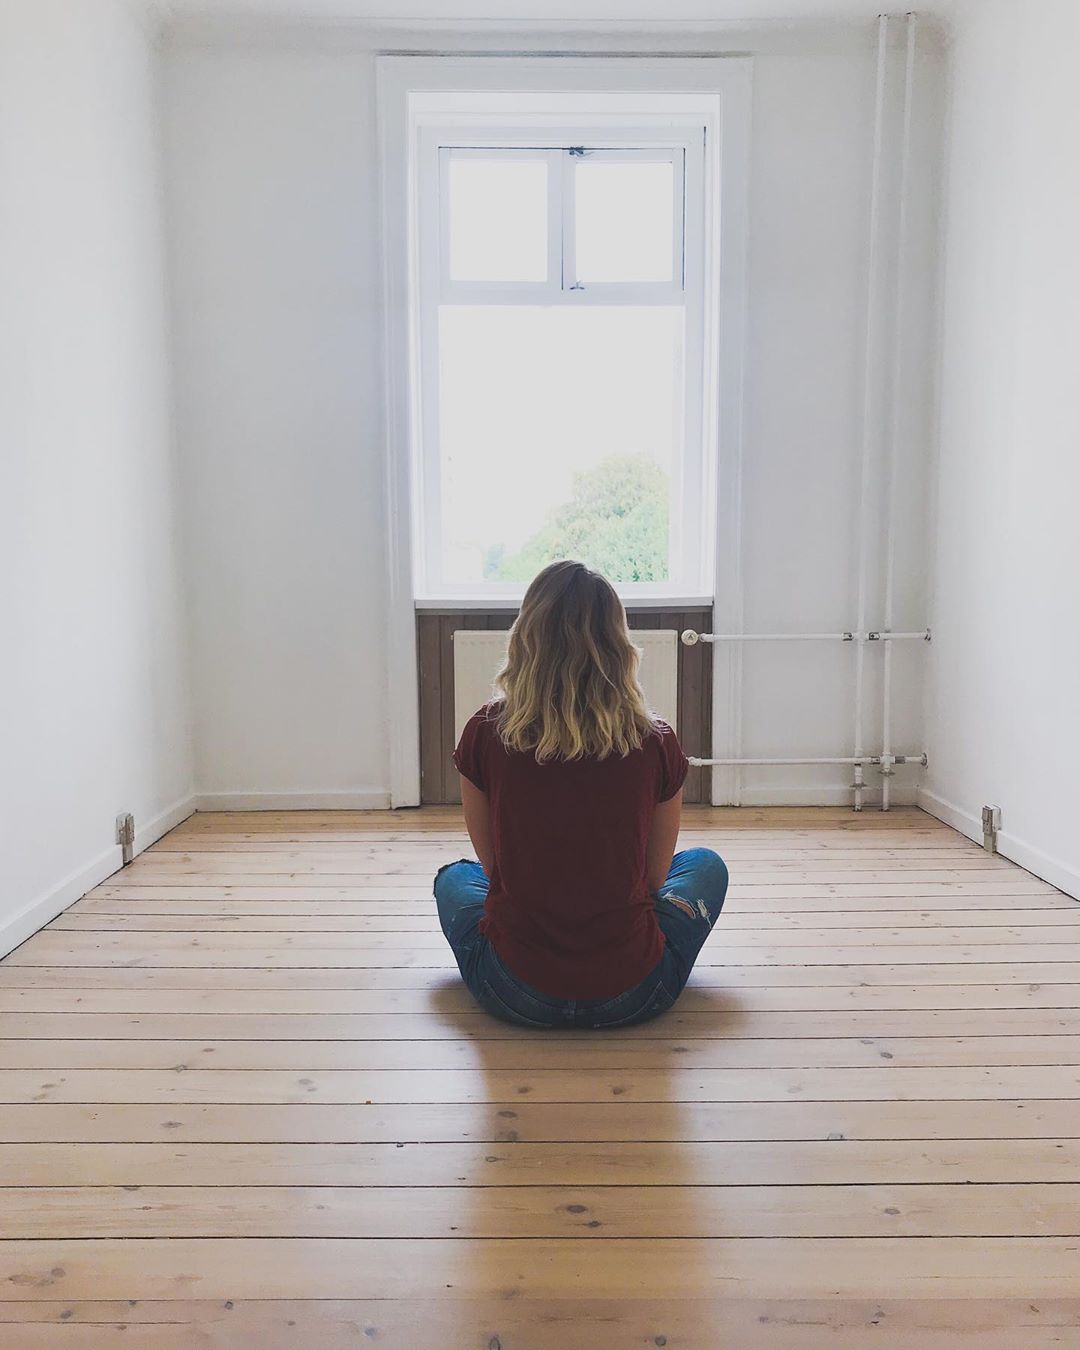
left=436, top=144, right=686, bottom=306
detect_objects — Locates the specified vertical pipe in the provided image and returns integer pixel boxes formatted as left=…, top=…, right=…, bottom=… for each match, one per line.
left=853, top=13, right=890, bottom=812
left=881, top=12, right=918, bottom=813
left=729, top=476, right=745, bottom=807
left=731, top=616, right=744, bottom=808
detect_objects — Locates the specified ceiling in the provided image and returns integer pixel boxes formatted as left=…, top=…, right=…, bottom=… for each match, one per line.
left=159, top=0, right=957, bottom=25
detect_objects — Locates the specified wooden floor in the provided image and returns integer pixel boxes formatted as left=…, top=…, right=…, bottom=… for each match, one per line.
left=2, top=806, right=1080, bottom=1348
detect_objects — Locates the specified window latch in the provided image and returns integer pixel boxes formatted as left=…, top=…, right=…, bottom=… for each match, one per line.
left=568, top=146, right=587, bottom=157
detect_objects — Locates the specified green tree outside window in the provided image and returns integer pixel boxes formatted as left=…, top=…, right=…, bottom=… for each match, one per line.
left=484, top=455, right=669, bottom=583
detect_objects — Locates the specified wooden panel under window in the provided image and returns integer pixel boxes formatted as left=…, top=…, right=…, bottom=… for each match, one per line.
left=417, top=607, right=712, bottom=805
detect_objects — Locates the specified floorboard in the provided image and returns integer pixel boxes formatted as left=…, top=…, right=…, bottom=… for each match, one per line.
left=2, top=806, right=1079, bottom=1348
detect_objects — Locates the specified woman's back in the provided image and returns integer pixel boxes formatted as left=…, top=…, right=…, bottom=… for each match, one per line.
left=455, top=705, right=687, bottom=999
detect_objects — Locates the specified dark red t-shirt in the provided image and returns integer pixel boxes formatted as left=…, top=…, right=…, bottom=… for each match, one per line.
left=453, top=703, right=689, bottom=1000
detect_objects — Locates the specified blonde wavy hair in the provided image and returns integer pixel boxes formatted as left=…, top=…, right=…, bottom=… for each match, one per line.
left=494, top=561, right=657, bottom=762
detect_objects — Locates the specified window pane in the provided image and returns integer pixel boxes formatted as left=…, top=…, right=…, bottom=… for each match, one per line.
left=437, top=306, right=682, bottom=585
left=574, top=158, right=676, bottom=284
left=447, top=154, right=549, bottom=283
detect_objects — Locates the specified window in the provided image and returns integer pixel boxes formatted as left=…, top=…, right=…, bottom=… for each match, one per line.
left=411, top=112, right=713, bottom=602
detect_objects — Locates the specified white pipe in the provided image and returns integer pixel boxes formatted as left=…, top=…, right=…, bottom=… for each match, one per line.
left=852, top=13, right=890, bottom=814
left=683, top=630, right=854, bottom=644
left=688, top=753, right=928, bottom=768
left=881, top=11, right=919, bottom=813
left=730, top=633, right=744, bottom=809
left=681, top=629, right=929, bottom=645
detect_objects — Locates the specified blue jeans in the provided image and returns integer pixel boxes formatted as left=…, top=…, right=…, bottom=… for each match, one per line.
left=433, top=848, right=728, bottom=1030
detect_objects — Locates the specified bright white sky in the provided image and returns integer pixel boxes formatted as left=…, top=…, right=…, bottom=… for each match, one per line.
left=439, top=306, right=682, bottom=580
left=438, top=151, right=683, bottom=582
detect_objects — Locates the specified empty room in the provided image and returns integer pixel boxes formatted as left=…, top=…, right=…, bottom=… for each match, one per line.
left=2, top=0, right=1080, bottom=1345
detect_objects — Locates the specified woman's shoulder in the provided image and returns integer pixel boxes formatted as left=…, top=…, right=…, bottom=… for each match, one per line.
left=631, top=716, right=684, bottom=765
left=461, top=701, right=504, bottom=741
left=453, top=702, right=506, bottom=786
left=646, top=716, right=679, bottom=745
left=645, top=717, right=690, bottom=799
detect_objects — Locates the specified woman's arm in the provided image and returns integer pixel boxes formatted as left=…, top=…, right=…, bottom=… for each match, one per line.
left=460, top=776, right=495, bottom=877
left=646, top=789, right=683, bottom=894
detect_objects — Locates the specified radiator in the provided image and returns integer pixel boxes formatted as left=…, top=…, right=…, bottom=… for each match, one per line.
left=452, top=629, right=679, bottom=743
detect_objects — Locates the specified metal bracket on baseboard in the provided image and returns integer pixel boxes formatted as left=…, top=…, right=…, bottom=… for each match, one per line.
left=981, top=804, right=1002, bottom=854
left=115, top=813, right=135, bottom=867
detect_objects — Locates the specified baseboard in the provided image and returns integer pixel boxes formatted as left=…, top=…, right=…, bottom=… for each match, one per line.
left=916, top=788, right=983, bottom=842
left=193, top=790, right=393, bottom=811
left=918, top=787, right=1080, bottom=901
left=0, top=846, right=123, bottom=962
left=133, top=795, right=198, bottom=853
left=0, top=792, right=197, bottom=961
left=718, top=785, right=920, bottom=808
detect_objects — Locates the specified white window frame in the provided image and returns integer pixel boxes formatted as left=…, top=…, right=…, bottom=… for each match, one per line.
left=415, top=126, right=703, bottom=604
left=377, top=57, right=751, bottom=805
left=436, top=143, right=686, bottom=304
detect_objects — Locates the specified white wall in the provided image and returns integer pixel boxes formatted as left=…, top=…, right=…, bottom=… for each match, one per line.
left=163, top=21, right=942, bottom=806
left=922, top=0, right=1080, bottom=894
left=0, top=0, right=194, bottom=952
left=720, top=20, right=942, bottom=805
left=164, top=39, right=389, bottom=807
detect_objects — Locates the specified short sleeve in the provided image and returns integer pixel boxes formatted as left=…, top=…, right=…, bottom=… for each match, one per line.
left=655, top=720, right=690, bottom=802
left=452, top=708, right=491, bottom=792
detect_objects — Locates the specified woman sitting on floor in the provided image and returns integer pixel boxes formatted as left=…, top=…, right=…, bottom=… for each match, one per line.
left=434, top=559, right=728, bottom=1029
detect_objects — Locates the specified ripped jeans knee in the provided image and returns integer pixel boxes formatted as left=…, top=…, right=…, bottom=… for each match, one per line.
left=661, top=891, right=714, bottom=922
